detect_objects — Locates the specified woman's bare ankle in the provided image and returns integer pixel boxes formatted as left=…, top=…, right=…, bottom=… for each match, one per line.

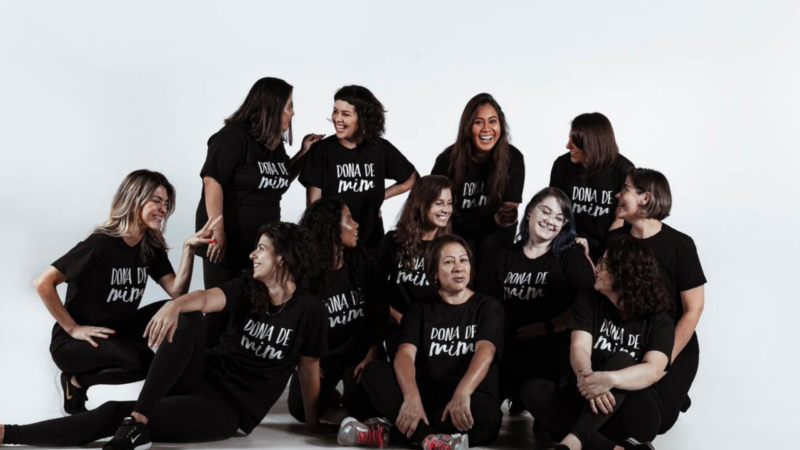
left=131, top=412, right=148, bottom=425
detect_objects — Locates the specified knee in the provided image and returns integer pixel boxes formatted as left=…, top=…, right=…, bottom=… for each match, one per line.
left=468, top=399, right=502, bottom=446
left=361, top=360, right=391, bottom=385
left=519, top=378, right=555, bottom=416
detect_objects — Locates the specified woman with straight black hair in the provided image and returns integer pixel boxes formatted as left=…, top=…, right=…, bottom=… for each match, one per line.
left=494, top=187, right=595, bottom=411
left=550, top=112, right=633, bottom=261
left=1, top=223, right=330, bottom=449
left=376, top=175, right=453, bottom=358
left=431, top=93, right=525, bottom=292
left=197, top=76, right=324, bottom=345
left=34, top=169, right=216, bottom=416
left=610, top=168, right=706, bottom=434
left=288, top=196, right=386, bottom=423
left=300, top=85, right=418, bottom=249
left=520, top=237, right=674, bottom=450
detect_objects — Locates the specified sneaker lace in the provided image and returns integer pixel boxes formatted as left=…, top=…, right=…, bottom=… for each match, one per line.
left=424, top=434, right=453, bottom=450
left=356, top=422, right=387, bottom=448
left=112, top=421, right=136, bottom=439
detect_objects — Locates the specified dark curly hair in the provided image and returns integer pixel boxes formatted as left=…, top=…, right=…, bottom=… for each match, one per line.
left=239, top=222, right=319, bottom=316
left=442, top=93, right=513, bottom=215
left=226, top=77, right=293, bottom=149
left=603, top=236, right=671, bottom=320
left=516, top=187, right=578, bottom=257
left=424, top=235, right=475, bottom=289
left=394, top=175, right=453, bottom=270
left=334, top=85, right=386, bottom=146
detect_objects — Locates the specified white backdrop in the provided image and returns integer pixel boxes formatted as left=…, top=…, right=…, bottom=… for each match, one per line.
left=0, top=1, right=797, bottom=448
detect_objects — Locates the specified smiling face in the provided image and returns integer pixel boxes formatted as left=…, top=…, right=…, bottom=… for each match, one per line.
left=471, top=103, right=501, bottom=153
left=436, top=242, right=471, bottom=293
left=615, top=175, right=647, bottom=221
left=527, top=195, right=566, bottom=244
left=139, top=185, right=169, bottom=231
left=593, top=252, right=616, bottom=300
left=340, top=205, right=359, bottom=248
left=282, top=92, right=295, bottom=132
left=332, top=100, right=359, bottom=143
left=250, top=234, right=281, bottom=282
left=566, top=136, right=585, bottom=165
left=425, top=188, right=453, bottom=229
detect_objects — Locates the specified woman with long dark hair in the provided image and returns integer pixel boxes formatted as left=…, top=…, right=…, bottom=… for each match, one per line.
left=299, top=85, right=418, bottom=249
left=431, top=93, right=525, bottom=292
left=2, top=223, right=329, bottom=449
left=289, top=196, right=386, bottom=423
left=495, top=187, right=595, bottom=411
left=376, top=175, right=452, bottom=357
left=33, top=169, right=216, bottom=415
left=339, top=235, right=504, bottom=450
left=520, top=237, right=674, bottom=450
left=549, top=112, right=633, bottom=261
left=611, top=168, right=706, bottom=435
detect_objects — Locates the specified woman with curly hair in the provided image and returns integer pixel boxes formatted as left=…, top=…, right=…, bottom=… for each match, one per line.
left=610, top=168, right=706, bottom=434
left=494, top=187, right=595, bottom=412
left=376, top=175, right=453, bottom=357
left=431, top=93, right=525, bottom=292
left=549, top=112, right=634, bottom=261
left=519, top=237, right=674, bottom=450
left=289, top=196, right=386, bottom=423
left=34, top=169, right=217, bottom=416
left=2, top=223, right=330, bottom=449
left=299, top=85, right=418, bottom=248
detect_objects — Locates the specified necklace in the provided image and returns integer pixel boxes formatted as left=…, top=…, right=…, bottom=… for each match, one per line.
left=265, top=295, right=290, bottom=316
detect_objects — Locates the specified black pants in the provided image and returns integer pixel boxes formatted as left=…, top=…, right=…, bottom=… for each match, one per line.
left=49, top=300, right=168, bottom=389
left=657, top=350, right=699, bottom=434
left=4, top=313, right=241, bottom=446
left=459, top=224, right=517, bottom=294
left=287, top=358, right=373, bottom=423
left=202, top=259, right=240, bottom=349
left=520, top=353, right=661, bottom=450
left=501, top=331, right=570, bottom=401
left=356, top=360, right=501, bottom=447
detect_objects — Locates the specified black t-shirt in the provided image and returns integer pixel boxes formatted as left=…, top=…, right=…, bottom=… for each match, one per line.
left=205, top=279, right=328, bottom=434
left=608, top=224, right=706, bottom=354
left=430, top=145, right=525, bottom=236
left=399, top=292, right=505, bottom=400
left=51, top=233, right=174, bottom=330
left=196, top=122, right=292, bottom=269
left=376, top=231, right=436, bottom=315
left=568, top=290, right=674, bottom=373
left=299, top=136, right=416, bottom=248
left=549, top=153, right=633, bottom=260
left=495, top=245, right=595, bottom=330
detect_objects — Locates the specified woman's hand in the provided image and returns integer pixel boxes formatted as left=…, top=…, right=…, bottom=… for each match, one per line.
left=207, top=220, right=227, bottom=264
left=69, top=325, right=116, bottom=347
left=353, top=355, right=375, bottom=383
left=396, top=395, right=429, bottom=438
left=494, top=202, right=519, bottom=227
left=574, top=237, right=594, bottom=268
left=301, top=133, right=325, bottom=153
left=143, top=301, right=181, bottom=348
left=442, top=390, right=474, bottom=432
left=589, top=392, right=616, bottom=415
left=516, top=323, right=545, bottom=342
left=186, top=216, right=222, bottom=249
left=579, top=370, right=615, bottom=400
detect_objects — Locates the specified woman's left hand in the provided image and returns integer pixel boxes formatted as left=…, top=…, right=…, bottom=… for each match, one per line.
left=353, top=354, right=375, bottom=383
left=579, top=370, right=615, bottom=399
left=441, top=390, right=474, bottom=432
left=185, top=216, right=222, bottom=249
left=494, top=202, right=519, bottom=227
left=301, top=133, right=325, bottom=153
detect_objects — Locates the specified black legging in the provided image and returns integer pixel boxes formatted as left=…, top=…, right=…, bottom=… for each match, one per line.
left=459, top=225, right=516, bottom=294
left=520, top=353, right=661, bottom=450
left=202, top=259, right=240, bottom=348
left=657, top=350, right=699, bottom=434
left=356, top=360, right=501, bottom=447
left=4, top=313, right=241, bottom=446
left=49, top=300, right=168, bottom=389
left=500, top=331, right=570, bottom=402
left=286, top=358, right=374, bottom=423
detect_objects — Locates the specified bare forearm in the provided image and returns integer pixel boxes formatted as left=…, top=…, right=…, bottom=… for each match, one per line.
left=36, top=284, right=78, bottom=333
left=389, top=306, right=403, bottom=324
left=203, top=177, right=224, bottom=218
left=171, top=290, right=219, bottom=314
left=298, top=360, right=322, bottom=427
left=169, top=243, right=196, bottom=296
left=608, top=363, right=662, bottom=391
left=454, top=344, right=493, bottom=395
left=570, top=346, right=593, bottom=375
left=394, top=353, right=421, bottom=400
left=384, top=172, right=418, bottom=200
left=672, top=311, right=701, bottom=360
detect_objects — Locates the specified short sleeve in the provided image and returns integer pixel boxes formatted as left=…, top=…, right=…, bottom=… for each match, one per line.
left=398, top=302, right=424, bottom=348
left=51, top=238, right=102, bottom=283
left=562, top=247, right=596, bottom=291
left=504, top=147, right=525, bottom=203
left=476, top=297, right=505, bottom=357
left=644, top=313, right=675, bottom=368
left=217, top=278, right=246, bottom=315
left=300, top=299, right=329, bottom=358
left=382, top=140, right=416, bottom=183
left=148, top=249, right=175, bottom=282
left=200, top=127, right=246, bottom=185
left=567, top=290, right=596, bottom=334
left=676, top=237, right=707, bottom=292
left=298, top=145, right=325, bottom=188
left=430, top=151, right=450, bottom=176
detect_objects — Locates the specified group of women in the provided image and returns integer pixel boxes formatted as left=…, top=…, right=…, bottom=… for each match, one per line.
left=0, top=77, right=706, bottom=450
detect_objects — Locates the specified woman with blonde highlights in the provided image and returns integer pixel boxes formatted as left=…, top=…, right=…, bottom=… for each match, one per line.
left=33, top=169, right=217, bottom=416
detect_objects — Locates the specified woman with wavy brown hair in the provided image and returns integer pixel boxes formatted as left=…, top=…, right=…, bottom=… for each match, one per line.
left=431, top=93, right=525, bottom=292
left=520, top=236, right=674, bottom=450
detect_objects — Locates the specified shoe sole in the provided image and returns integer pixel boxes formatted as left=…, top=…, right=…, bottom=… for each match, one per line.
left=133, top=443, right=152, bottom=450
left=54, top=371, right=68, bottom=417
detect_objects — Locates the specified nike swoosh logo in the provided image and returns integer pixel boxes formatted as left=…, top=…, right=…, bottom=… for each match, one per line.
left=65, top=380, right=73, bottom=400
left=131, top=435, right=140, bottom=443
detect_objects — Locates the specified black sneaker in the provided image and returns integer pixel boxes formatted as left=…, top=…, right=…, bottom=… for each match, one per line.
left=103, top=417, right=151, bottom=450
left=622, top=437, right=656, bottom=449
left=55, top=372, right=87, bottom=416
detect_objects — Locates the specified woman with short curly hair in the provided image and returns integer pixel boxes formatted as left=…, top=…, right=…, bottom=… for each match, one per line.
left=299, top=85, right=418, bottom=248
left=519, top=236, right=674, bottom=450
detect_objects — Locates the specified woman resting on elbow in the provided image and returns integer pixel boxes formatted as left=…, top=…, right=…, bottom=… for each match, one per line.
left=2, top=223, right=329, bottom=449
left=520, top=236, right=675, bottom=450
left=337, top=235, right=504, bottom=450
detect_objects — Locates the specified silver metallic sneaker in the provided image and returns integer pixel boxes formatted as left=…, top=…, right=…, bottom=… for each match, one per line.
left=337, top=416, right=391, bottom=448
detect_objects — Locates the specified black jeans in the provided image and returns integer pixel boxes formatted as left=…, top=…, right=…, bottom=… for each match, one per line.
left=4, top=313, right=241, bottom=446
left=657, top=350, right=699, bottom=434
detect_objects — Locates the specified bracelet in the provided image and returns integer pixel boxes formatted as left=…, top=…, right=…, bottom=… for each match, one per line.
left=577, top=368, right=592, bottom=377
